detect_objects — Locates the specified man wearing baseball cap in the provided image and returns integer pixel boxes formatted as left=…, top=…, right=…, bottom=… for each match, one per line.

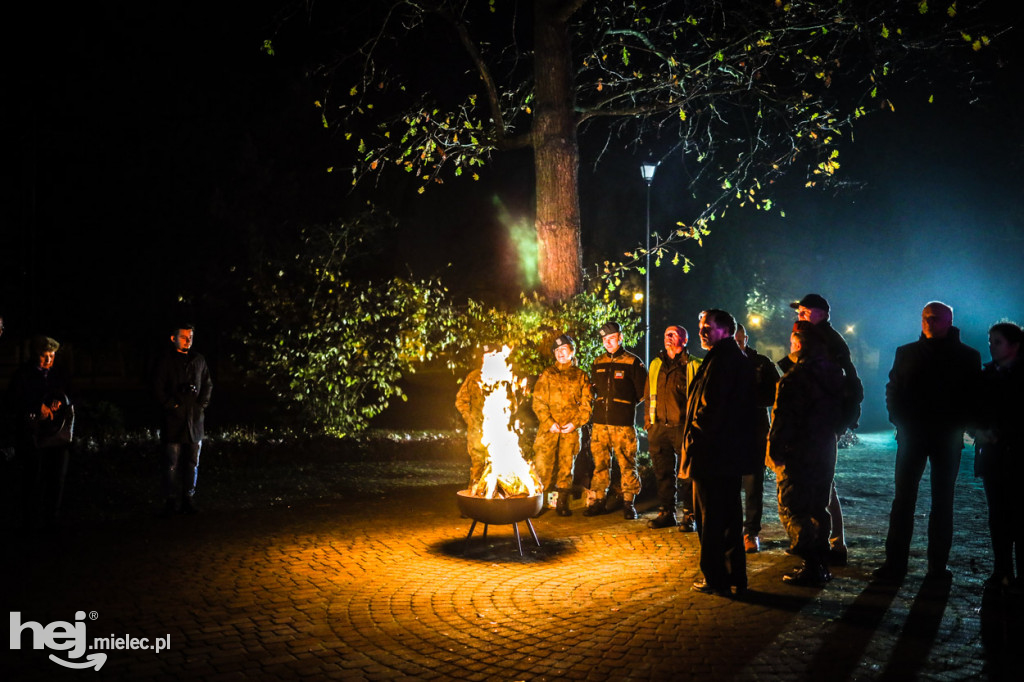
left=532, top=334, right=593, bottom=516
left=783, top=293, right=864, bottom=565
left=586, top=321, right=647, bottom=519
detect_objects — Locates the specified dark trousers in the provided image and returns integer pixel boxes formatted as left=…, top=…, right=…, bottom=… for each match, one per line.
left=693, top=475, right=746, bottom=589
left=164, top=442, right=202, bottom=500
left=983, top=472, right=1024, bottom=580
left=17, top=444, right=69, bottom=528
left=742, top=467, right=764, bottom=537
left=649, top=424, right=689, bottom=513
left=884, top=432, right=962, bottom=572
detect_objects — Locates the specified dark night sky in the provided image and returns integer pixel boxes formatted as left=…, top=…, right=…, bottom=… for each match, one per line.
left=5, top=2, right=1023, bottom=428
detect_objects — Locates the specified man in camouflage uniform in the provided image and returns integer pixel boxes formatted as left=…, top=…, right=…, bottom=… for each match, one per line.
left=532, top=334, right=593, bottom=516
left=456, top=361, right=487, bottom=488
left=587, top=321, right=647, bottom=519
left=645, top=325, right=702, bottom=530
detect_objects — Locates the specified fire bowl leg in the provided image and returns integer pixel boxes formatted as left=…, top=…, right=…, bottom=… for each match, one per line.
left=512, top=522, right=524, bottom=556
left=463, top=520, right=479, bottom=555
left=525, top=518, right=541, bottom=547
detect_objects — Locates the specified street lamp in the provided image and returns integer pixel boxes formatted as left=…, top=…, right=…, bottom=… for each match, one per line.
left=641, top=161, right=658, bottom=368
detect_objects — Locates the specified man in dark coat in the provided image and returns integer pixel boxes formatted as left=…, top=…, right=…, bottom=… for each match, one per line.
left=7, top=335, right=74, bottom=530
left=154, top=324, right=213, bottom=515
left=735, top=323, right=780, bottom=553
left=876, top=301, right=981, bottom=583
left=768, top=322, right=845, bottom=586
left=783, top=293, right=863, bottom=565
left=683, top=309, right=757, bottom=597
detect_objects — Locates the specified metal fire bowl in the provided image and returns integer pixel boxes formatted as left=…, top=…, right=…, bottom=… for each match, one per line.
left=457, top=490, right=543, bottom=525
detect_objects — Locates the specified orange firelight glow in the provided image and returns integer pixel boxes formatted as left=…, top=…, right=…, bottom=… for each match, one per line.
left=470, top=345, right=541, bottom=499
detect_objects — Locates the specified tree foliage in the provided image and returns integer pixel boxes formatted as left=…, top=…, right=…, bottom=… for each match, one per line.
left=462, top=290, right=641, bottom=378
left=240, top=210, right=465, bottom=437
left=273, top=0, right=1001, bottom=299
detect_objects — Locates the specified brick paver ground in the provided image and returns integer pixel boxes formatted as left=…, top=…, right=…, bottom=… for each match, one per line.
left=5, top=432, right=1020, bottom=680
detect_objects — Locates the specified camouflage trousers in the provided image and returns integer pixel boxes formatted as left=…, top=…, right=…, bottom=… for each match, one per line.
left=467, top=427, right=488, bottom=487
left=533, top=429, right=580, bottom=492
left=776, top=459, right=835, bottom=560
left=590, top=424, right=641, bottom=498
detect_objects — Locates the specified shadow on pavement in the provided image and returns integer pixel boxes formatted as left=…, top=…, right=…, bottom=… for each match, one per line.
left=433, top=535, right=579, bottom=562
left=980, top=583, right=1024, bottom=681
left=802, top=579, right=903, bottom=680
left=876, top=576, right=952, bottom=681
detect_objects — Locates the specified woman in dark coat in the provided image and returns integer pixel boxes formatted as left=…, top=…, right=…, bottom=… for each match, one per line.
left=974, top=321, right=1024, bottom=590
left=6, top=335, right=74, bottom=530
left=767, top=322, right=844, bottom=586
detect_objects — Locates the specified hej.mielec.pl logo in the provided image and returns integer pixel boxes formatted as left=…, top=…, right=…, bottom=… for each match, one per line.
left=10, top=611, right=171, bottom=671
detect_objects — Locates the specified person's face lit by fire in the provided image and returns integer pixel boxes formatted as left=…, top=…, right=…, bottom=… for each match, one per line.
left=790, top=332, right=803, bottom=357
left=38, top=350, right=56, bottom=370
left=664, top=326, right=686, bottom=359
left=989, top=330, right=1019, bottom=367
left=602, top=332, right=622, bottom=354
left=921, top=304, right=953, bottom=340
left=554, top=343, right=574, bottom=365
left=172, top=328, right=194, bottom=353
left=699, top=316, right=730, bottom=351
left=796, top=306, right=827, bottom=325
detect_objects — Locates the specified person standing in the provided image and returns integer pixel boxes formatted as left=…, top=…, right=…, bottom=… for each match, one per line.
left=7, top=335, right=74, bottom=530
left=683, top=309, right=757, bottom=597
left=876, top=301, right=981, bottom=583
left=154, top=324, right=213, bottom=515
left=645, top=325, right=701, bottom=530
left=783, top=293, right=863, bottom=565
left=532, top=334, right=592, bottom=516
left=973, top=321, right=1023, bottom=589
left=587, top=321, right=646, bottom=519
left=767, top=322, right=845, bottom=586
left=735, top=323, right=780, bottom=552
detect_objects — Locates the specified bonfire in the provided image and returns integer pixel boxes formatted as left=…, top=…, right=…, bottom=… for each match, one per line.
left=469, top=345, right=542, bottom=499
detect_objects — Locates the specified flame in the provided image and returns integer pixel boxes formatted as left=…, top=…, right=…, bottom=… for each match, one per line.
left=470, top=345, right=541, bottom=499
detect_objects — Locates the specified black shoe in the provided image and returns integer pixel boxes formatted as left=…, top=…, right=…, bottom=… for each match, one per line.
left=582, top=499, right=606, bottom=517
left=678, top=515, right=696, bottom=533
left=782, top=562, right=831, bottom=587
left=648, top=511, right=678, bottom=529
left=691, top=579, right=729, bottom=596
left=623, top=502, right=639, bottom=520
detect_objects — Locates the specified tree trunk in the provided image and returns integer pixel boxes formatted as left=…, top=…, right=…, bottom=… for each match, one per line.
left=533, top=0, right=582, bottom=301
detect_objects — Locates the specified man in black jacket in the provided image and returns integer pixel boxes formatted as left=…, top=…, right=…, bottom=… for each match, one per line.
left=683, top=310, right=757, bottom=597
left=736, top=324, right=780, bottom=553
left=876, top=301, right=981, bottom=583
left=587, top=321, right=646, bottom=519
left=154, top=324, right=213, bottom=515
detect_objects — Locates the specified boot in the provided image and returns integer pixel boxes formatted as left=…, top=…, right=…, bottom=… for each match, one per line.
left=678, top=513, right=696, bottom=533
left=556, top=490, right=572, bottom=517
left=623, top=498, right=639, bottom=520
left=782, top=558, right=831, bottom=586
left=583, top=497, right=606, bottom=517
left=648, top=511, right=678, bottom=529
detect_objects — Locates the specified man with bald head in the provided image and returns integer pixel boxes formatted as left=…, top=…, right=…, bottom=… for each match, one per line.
left=876, top=301, right=981, bottom=583
left=645, top=325, right=702, bottom=529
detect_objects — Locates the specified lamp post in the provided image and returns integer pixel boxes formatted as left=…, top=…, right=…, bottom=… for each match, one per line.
left=640, top=161, right=658, bottom=369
